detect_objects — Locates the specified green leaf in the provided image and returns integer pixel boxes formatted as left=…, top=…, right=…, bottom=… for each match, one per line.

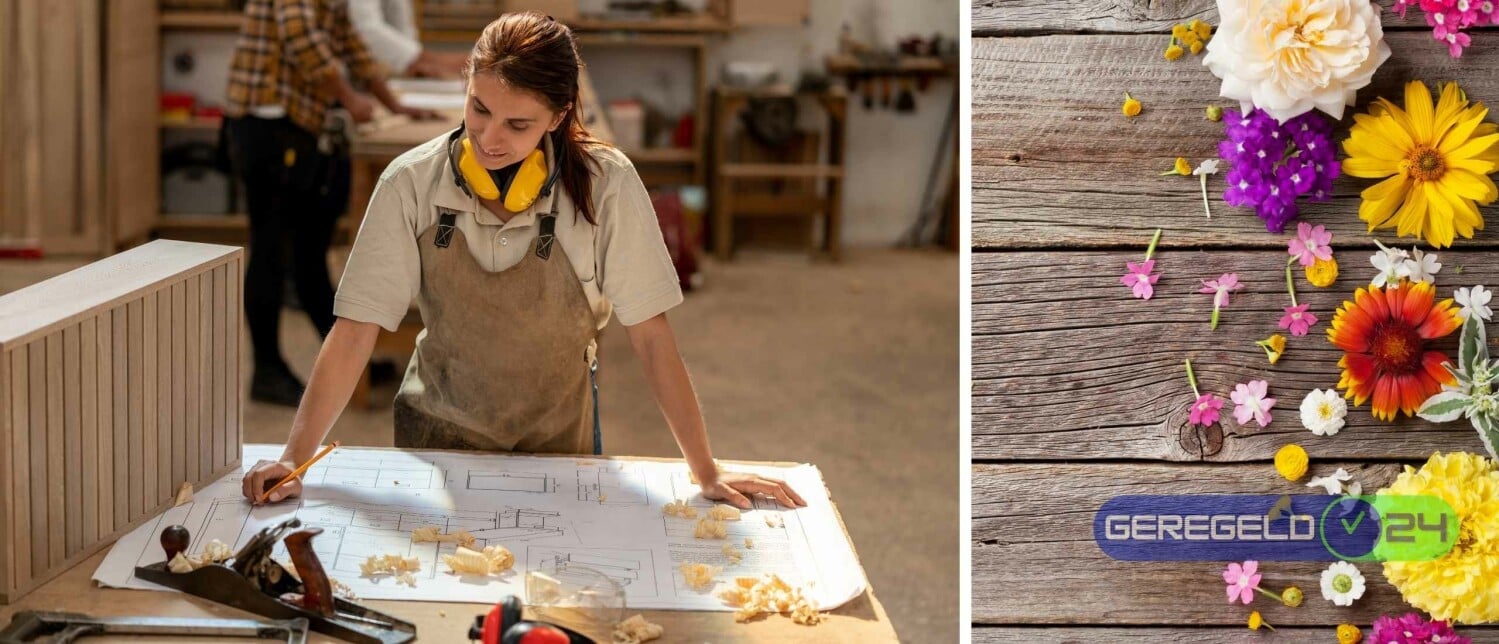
left=1419, top=391, right=1473, bottom=423
left=1460, top=314, right=1488, bottom=374
left=1473, top=412, right=1499, bottom=462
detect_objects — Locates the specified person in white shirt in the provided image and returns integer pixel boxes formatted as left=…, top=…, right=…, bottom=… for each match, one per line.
left=347, top=0, right=467, bottom=77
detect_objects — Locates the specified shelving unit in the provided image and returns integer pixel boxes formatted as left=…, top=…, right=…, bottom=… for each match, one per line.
left=155, top=8, right=243, bottom=243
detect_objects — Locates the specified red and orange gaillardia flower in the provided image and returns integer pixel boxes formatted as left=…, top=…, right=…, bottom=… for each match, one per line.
left=1327, top=280, right=1463, bottom=421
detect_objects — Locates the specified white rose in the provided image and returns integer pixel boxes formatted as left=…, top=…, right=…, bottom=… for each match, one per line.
left=1300, top=388, right=1348, bottom=436
left=1202, top=0, right=1391, bottom=122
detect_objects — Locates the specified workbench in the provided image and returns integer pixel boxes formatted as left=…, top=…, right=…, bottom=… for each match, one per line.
left=972, top=3, right=1499, bottom=641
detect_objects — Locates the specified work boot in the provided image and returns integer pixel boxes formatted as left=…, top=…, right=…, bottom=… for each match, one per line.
left=250, top=362, right=305, bottom=407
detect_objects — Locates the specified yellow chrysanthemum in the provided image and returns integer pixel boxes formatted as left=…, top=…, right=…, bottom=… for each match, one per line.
left=1275, top=443, right=1308, bottom=481
left=1337, top=624, right=1362, bottom=644
left=1342, top=81, right=1499, bottom=248
left=1306, top=256, right=1339, bottom=287
left=1380, top=452, right=1499, bottom=624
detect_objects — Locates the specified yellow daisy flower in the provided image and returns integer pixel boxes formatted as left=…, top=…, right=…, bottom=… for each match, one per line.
left=1342, top=81, right=1499, bottom=248
left=1380, top=452, right=1499, bottom=624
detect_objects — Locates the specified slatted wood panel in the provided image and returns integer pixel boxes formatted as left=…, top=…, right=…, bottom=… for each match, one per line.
left=0, top=240, right=243, bottom=603
left=973, top=2, right=1499, bottom=638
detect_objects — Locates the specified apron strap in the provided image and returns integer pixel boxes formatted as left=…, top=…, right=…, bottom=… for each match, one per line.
left=535, top=212, right=556, bottom=260
left=434, top=211, right=457, bottom=248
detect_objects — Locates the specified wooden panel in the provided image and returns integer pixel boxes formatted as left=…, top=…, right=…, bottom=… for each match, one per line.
left=80, top=318, right=98, bottom=548
left=127, top=300, right=143, bottom=521
left=77, top=0, right=104, bottom=255
left=970, top=32, right=1499, bottom=250
left=156, top=291, right=170, bottom=504
left=26, top=342, right=43, bottom=582
left=111, top=305, right=127, bottom=535
left=170, top=282, right=185, bottom=496
left=5, top=348, right=24, bottom=592
left=61, top=326, right=80, bottom=558
left=184, top=276, right=199, bottom=486
left=44, top=335, right=61, bottom=568
left=227, top=259, right=240, bottom=467
left=974, top=463, right=1413, bottom=625
left=95, top=310, right=113, bottom=538
left=37, top=0, right=79, bottom=253
left=213, top=265, right=227, bottom=471
left=973, top=250, right=1499, bottom=461
left=105, top=0, right=158, bottom=246
left=972, top=0, right=1453, bottom=36
left=0, top=241, right=240, bottom=348
left=198, top=276, right=212, bottom=480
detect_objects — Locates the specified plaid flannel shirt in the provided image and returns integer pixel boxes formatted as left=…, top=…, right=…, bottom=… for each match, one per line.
left=226, top=0, right=383, bottom=135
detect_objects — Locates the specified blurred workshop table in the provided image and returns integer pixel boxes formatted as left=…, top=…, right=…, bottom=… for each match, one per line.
left=970, top=2, right=1499, bottom=642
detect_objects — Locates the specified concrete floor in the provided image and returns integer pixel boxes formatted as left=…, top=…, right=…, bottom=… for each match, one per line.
left=1, top=248, right=958, bottom=641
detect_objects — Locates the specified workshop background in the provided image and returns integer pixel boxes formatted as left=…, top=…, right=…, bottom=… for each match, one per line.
left=0, top=0, right=959, bottom=640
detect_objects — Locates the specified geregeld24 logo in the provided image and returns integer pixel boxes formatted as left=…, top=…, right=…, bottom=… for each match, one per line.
left=1094, top=495, right=1456, bottom=561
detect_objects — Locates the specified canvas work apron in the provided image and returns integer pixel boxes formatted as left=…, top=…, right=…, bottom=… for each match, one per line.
left=392, top=206, right=601, bottom=454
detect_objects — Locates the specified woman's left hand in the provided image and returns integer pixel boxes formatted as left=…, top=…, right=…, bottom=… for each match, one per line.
left=701, top=472, right=808, bottom=510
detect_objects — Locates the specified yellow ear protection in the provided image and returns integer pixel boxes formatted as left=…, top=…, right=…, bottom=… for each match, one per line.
left=446, top=124, right=560, bottom=213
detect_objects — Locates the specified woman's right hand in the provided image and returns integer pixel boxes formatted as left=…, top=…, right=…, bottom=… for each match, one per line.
left=242, top=458, right=302, bottom=505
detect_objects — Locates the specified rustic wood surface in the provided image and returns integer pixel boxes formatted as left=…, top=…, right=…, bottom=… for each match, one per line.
left=972, top=1, right=1499, bottom=637
left=973, top=31, right=1499, bottom=250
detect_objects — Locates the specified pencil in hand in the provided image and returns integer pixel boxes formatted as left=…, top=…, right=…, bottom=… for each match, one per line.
left=257, top=441, right=340, bottom=504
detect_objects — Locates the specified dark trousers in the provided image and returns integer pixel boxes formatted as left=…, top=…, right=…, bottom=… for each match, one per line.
left=224, top=116, right=349, bottom=371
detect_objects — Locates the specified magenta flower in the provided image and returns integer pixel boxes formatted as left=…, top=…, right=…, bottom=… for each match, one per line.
left=1287, top=222, right=1332, bottom=267
left=1279, top=303, right=1318, bottom=337
left=1190, top=394, right=1224, bottom=427
left=1200, top=273, right=1243, bottom=329
left=1223, top=560, right=1262, bottom=604
left=1371, top=612, right=1472, bottom=644
left=1122, top=229, right=1163, bottom=300
left=1231, top=380, right=1276, bottom=427
left=1121, top=260, right=1160, bottom=300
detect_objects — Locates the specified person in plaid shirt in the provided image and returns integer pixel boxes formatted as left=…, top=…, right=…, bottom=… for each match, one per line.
left=224, top=0, right=436, bottom=406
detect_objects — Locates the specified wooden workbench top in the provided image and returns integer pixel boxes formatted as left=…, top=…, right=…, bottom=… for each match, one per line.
left=0, top=537, right=895, bottom=643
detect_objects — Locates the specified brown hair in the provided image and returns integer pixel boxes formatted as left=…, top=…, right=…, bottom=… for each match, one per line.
left=465, top=12, right=605, bottom=224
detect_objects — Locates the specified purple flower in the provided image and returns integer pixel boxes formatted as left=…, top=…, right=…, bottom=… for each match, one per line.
left=1217, top=108, right=1339, bottom=233
left=1370, top=612, right=1471, bottom=644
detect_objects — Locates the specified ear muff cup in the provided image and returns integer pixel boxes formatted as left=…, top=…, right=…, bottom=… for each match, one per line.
left=458, top=139, right=551, bottom=213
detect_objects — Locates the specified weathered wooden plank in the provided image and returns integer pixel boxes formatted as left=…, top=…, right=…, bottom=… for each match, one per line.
left=972, top=0, right=1459, bottom=36
left=974, top=626, right=1499, bottom=642
left=974, top=250, right=1499, bottom=461
left=972, top=462, right=1444, bottom=625
left=972, top=32, right=1499, bottom=249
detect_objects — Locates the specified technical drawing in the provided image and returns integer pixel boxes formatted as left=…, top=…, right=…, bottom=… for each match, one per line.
left=299, top=453, right=446, bottom=490
left=467, top=471, right=559, bottom=493
left=468, top=509, right=565, bottom=541
left=529, top=546, right=657, bottom=597
left=576, top=465, right=649, bottom=505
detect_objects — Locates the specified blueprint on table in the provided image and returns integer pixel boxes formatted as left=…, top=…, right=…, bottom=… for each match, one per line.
left=92, top=444, right=867, bottom=611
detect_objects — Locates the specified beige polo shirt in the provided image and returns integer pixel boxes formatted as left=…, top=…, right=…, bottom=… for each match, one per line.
left=333, top=133, right=684, bottom=333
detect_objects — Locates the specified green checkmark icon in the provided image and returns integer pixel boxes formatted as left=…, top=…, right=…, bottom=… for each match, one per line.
left=1341, top=512, right=1366, bottom=534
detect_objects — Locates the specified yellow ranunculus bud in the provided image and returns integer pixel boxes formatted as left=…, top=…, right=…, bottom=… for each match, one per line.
left=1306, top=256, right=1339, bottom=287
left=1275, top=444, right=1309, bottom=482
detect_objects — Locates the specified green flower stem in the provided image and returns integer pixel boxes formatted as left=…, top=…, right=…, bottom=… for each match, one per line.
left=1255, top=587, right=1285, bottom=603
left=1285, top=259, right=1299, bottom=308
left=1185, top=359, right=1200, bottom=397
left=1145, top=228, right=1162, bottom=261
left=1211, top=305, right=1221, bottom=330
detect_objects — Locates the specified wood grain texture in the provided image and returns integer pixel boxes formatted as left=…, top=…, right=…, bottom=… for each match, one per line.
left=974, top=250, right=1498, bottom=461
left=4, top=348, right=20, bottom=592
left=44, top=335, right=61, bottom=568
left=973, top=462, right=1448, bottom=625
left=26, top=342, right=42, bottom=580
left=185, top=277, right=199, bottom=487
left=81, top=317, right=97, bottom=549
left=972, top=31, right=1499, bottom=249
left=62, top=326, right=79, bottom=559
left=171, top=282, right=185, bottom=497
left=974, top=626, right=1499, bottom=642
left=971, top=0, right=1458, bottom=36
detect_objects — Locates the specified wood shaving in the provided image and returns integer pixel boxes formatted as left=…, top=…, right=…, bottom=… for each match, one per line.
left=662, top=499, right=698, bottom=519
left=330, top=577, right=357, bottom=600
left=721, top=543, right=742, bottom=565
left=173, top=481, right=194, bottom=507
left=707, top=505, right=741, bottom=521
left=411, top=526, right=477, bottom=549
left=693, top=518, right=727, bottom=540
left=678, top=562, right=719, bottom=591
left=166, top=539, right=233, bottom=573
left=441, top=545, right=515, bottom=576
left=599, top=493, right=608, bottom=502
left=744, top=538, right=754, bottom=549
left=612, top=614, right=664, bottom=643
left=717, top=574, right=823, bottom=625
left=360, top=554, right=422, bottom=583
left=763, top=512, right=784, bottom=528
